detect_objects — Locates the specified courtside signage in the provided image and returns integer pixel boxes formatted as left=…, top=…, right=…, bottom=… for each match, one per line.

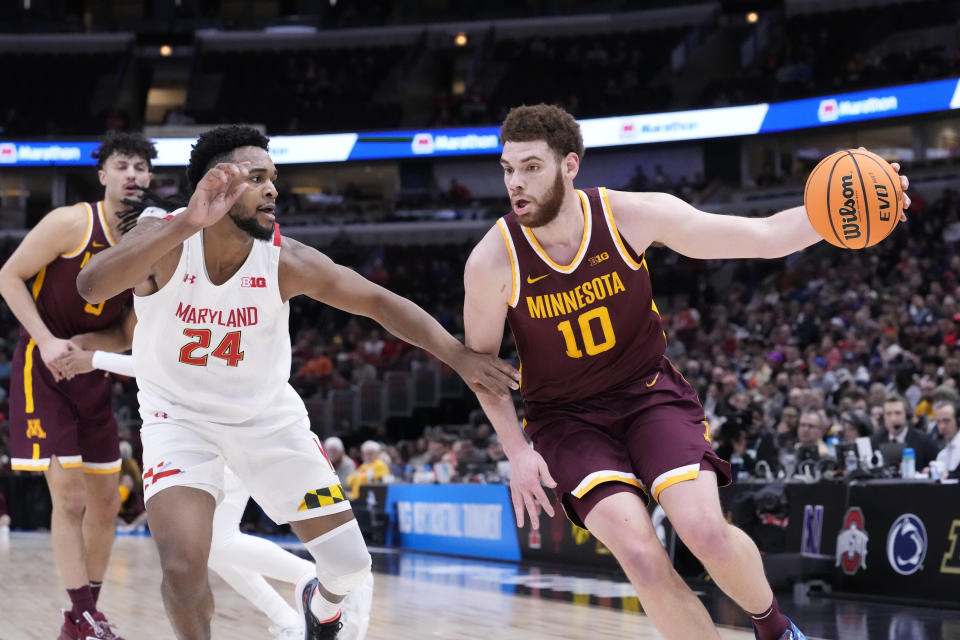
left=384, top=484, right=521, bottom=561
left=3, top=78, right=958, bottom=166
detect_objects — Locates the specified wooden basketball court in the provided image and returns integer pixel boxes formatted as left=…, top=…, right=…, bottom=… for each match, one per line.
left=0, top=532, right=758, bottom=639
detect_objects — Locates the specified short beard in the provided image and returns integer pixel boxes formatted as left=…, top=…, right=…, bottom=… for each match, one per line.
left=229, top=210, right=273, bottom=241
left=516, top=168, right=565, bottom=228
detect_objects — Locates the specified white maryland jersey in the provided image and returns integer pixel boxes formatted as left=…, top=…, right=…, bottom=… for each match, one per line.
left=133, top=214, right=306, bottom=426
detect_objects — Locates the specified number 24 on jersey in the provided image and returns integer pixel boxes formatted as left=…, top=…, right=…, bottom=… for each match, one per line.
left=179, top=329, right=245, bottom=367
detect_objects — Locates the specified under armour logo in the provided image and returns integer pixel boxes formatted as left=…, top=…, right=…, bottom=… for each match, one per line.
left=183, top=274, right=196, bottom=284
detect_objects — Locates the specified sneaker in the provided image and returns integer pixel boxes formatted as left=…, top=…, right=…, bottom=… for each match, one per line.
left=269, top=623, right=305, bottom=640
left=57, top=610, right=125, bottom=640
left=777, top=618, right=807, bottom=640
left=296, top=576, right=342, bottom=640
left=339, top=573, right=373, bottom=640
left=57, top=611, right=85, bottom=640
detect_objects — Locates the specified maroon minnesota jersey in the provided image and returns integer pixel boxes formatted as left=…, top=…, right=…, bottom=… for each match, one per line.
left=25, top=201, right=130, bottom=340
left=500, top=187, right=666, bottom=405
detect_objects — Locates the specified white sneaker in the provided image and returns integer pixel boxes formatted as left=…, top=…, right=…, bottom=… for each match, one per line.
left=339, top=573, right=374, bottom=640
left=268, top=623, right=304, bottom=640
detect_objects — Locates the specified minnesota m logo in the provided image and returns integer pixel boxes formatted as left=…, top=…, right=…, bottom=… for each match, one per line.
left=298, top=484, right=346, bottom=511
left=25, top=419, right=46, bottom=439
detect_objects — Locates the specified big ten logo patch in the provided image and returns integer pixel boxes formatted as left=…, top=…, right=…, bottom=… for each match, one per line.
left=241, top=276, right=267, bottom=288
left=588, top=252, right=609, bottom=267
left=940, top=519, right=960, bottom=575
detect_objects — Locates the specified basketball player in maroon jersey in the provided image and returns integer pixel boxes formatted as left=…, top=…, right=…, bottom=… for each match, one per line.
left=463, top=105, right=910, bottom=640
left=0, top=132, right=157, bottom=640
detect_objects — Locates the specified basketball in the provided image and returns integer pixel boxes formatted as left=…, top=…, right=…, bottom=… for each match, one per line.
left=803, top=149, right=902, bottom=249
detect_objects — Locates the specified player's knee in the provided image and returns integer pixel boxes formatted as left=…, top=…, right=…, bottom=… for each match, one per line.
left=615, top=537, right=672, bottom=586
left=160, top=552, right=208, bottom=595
left=675, top=516, right=732, bottom=560
left=304, top=518, right=372, bottom=596
left=51, top=484, right=86, bottom=521
left=87, top=486, right=122, bottom=518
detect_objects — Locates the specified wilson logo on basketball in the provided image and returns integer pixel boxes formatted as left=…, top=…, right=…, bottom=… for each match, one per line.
left=241, top=277, right=267, bottom=288
left=838, top=174, right=861, bottom=241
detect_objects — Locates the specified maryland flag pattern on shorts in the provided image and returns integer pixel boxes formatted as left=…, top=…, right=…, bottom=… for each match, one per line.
left=298, top=484, right=346, bottom=511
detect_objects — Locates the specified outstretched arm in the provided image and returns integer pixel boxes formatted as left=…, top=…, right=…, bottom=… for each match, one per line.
left=463, top=228, right=556, bottom=530
left=279, top=237, right=520, bottom=398
left=610, top=158, right=910, bottom=260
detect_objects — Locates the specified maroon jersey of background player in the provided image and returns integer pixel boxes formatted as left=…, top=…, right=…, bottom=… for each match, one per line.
left=10, top=201, right=130, bottom=472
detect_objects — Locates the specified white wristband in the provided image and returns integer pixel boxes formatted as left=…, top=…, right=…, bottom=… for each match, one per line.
left=92, top=351, right=136, bottom=377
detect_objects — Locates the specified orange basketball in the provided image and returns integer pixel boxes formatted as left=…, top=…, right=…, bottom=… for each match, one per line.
left=803, top=149, right=902, bottom=249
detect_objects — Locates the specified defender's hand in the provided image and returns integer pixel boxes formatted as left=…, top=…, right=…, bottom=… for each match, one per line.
left=56, top=349, right=96, bottom=380
left=452, top=348, right=521, bottom=398
left=37, top=337, right=78, bottom=382
left=183, top=162, right=251, bottom=229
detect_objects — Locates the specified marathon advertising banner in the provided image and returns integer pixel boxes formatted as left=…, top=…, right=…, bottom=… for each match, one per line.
left=3, top=77, right=959, bottom=166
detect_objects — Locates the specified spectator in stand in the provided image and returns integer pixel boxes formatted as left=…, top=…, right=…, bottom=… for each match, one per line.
left=840, top=410, right=874, bottom=444
left=871, top=395, right=939, bottom=469
left=452, top=439, right=489, bottom=481
left=914, top=379, right=938, bottom=419
left=346, top=441, right=391, bottom=499
left=472, top=423, right=492, bottom=449
left=323, top=436, right=357, bottom=486
left=409, top=435, right=449, bottom=469
left=796, top=410, right=831, bottom=459
left=775, top=406, right=800, bottom=451
left=932, top=400, right=960, bottom=475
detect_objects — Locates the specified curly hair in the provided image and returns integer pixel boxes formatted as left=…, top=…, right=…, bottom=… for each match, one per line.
left=186, top=125, right=269, bottom=192
left=92, top=132, right=157, bottom=170
left=500, top=104, right=584, bottom=161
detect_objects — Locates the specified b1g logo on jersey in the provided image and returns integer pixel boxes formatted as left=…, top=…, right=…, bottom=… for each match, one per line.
left=836, top=507, right=869, bottom=575
left=588, top=252, right=609, bottom=267
left=241, top=276, right=267, bottom=288
left=887, top=513, right=927, bottom=576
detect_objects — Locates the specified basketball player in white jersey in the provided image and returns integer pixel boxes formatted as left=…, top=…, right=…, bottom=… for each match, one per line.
left=59, top=347, right=374, bottom=640
left=76, top=125, right=520, bottom=640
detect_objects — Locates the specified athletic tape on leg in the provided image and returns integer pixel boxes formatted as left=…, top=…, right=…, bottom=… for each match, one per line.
left=303, top=519, right=371, bottom=597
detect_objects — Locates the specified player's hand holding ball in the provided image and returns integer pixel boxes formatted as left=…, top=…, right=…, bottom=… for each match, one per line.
left=804, top=147, right=910, bottom=248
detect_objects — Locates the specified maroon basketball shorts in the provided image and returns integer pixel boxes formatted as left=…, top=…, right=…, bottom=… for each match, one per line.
left=525, top=356, right=731, bottom=528
left=8, top=337, right=121, bottom=474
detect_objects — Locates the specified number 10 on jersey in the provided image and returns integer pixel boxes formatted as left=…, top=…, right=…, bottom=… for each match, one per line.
left=556, top=305, right=616, bottom=358
left=179, top=329, right=245, bottom=367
